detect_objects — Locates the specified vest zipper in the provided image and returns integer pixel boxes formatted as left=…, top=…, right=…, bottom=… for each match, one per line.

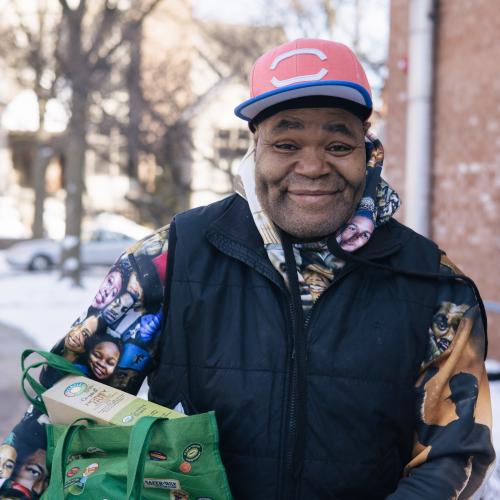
left=279, top=236, right=308, bottom=500
left=282, top=259, right=360, bottom=499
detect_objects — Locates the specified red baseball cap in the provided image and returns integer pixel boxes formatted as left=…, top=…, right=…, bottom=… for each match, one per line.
left=235, top=38, right=372, bottom=123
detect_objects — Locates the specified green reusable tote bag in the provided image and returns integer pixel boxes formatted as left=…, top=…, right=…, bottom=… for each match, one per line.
left=20, top=350, right=232, bottom=500
left=43, top=414, right=233, bottom=499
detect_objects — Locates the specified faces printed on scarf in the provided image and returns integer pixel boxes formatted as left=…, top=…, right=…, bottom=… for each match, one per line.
left=254, top=108, right=367, bottom=239
left=14, top=448, right=48, bottom=494
left=0, top=444, right=16, bottom=479
left=102, top=293, right=135, bottom=324
left=92, top=270, right=123, bottom=309
left=337, top=215, right=375, bottom=252
left=127, top=272, right=143, bottom=303
left=142, top=237, right=163, bottom=257
left=431, top=302, right=470, bottom=352
left=64, top=315, right=98, bottom=354
left=88, top=339, right=122, bottom=380
left=110, top=367, right=140, bottom=391
left=101, top=271, right=145, bottom=325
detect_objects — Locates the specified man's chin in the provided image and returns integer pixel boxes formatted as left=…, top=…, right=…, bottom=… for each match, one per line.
left=261, top=197, right=354, bottom=240
left=275, top=217, right=341, bottom=241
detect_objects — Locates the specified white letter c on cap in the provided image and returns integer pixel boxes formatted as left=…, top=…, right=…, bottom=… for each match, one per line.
left=270, top=48, right=328, bottom=88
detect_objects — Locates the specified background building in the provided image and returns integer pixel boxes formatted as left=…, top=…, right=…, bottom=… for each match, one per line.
left=385, top=0, right=500, bottom=357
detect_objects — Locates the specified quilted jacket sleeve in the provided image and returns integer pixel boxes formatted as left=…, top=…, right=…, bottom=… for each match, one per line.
left=388, top=256, right=495, bottom=499
left=0, top=226, right=170, bottom=499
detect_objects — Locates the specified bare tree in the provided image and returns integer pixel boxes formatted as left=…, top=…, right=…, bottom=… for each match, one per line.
left=0, top=1, right=60, bottom=238
left=55, top=0, right=164, bottom=285
left=0, top=0, right=163, bottom=284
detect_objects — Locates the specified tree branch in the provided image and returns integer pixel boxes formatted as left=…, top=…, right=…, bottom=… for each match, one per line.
left=89, top=0, right=162, bottom=73
left=85, top=2, right=118, bottom=62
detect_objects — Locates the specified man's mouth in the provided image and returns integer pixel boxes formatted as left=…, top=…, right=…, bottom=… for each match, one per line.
left=287, top=190, right=339, bottom=205
left=289, top=189, right=338, bottom=195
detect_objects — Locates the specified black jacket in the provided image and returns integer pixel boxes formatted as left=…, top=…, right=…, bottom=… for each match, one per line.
left=148, top=194, right=446, bottom=499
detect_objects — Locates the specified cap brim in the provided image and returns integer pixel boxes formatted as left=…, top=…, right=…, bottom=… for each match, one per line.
left=234, top=80, right=372, bottom=121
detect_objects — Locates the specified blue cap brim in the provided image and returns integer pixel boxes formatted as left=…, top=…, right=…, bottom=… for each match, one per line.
left=234, top=80, right=372, bottom=121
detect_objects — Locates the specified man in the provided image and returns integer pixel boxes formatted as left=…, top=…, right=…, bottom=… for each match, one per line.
left=1, top=38, right=495, bottom=499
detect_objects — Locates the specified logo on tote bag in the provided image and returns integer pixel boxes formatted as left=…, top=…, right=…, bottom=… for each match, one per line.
left=183, top=443, right=202, bottom=462
left=144, top=478, right=180, bottom=490
left=149, top=450, right=168, bottom=461
left=170, top=490, right=189, bottom=500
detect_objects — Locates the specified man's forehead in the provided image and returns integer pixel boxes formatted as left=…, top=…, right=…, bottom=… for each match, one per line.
left=261, top=107, right=362, bottom=135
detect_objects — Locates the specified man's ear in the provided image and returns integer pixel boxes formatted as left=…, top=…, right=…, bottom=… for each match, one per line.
left=253, top=125, right=259, bottom=139
left=363, top=121, right=371, bottom=134
left=252, top=128, right=259, bottom=152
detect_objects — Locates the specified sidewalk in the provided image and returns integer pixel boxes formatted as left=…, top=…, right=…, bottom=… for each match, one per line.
left=0, top=321, right=37, bottom=437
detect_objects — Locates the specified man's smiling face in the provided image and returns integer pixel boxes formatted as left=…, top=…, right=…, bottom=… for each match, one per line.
left=254, top=107, right=367, bottom=240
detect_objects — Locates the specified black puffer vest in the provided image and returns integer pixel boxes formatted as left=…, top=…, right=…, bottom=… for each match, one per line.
left=148, top=194, right=442, bottom=499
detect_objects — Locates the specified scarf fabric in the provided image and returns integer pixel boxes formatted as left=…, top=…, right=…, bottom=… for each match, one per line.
left=234, top=132, right=400, bottom=313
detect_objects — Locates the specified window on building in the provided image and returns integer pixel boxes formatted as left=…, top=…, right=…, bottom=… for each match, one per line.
left=213, top=128, right=250, bottom=163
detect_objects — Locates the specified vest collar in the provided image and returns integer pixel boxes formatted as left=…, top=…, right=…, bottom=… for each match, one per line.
left=206, top=195, right=284, bottom=290
left=208, top=194, right=407, bottom=262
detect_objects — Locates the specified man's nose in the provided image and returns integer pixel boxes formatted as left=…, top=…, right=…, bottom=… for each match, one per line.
left=294, top=147, right=330, bottom=177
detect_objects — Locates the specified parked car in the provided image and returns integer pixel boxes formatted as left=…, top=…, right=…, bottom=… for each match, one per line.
left=5, top=215, right=152, bottom=271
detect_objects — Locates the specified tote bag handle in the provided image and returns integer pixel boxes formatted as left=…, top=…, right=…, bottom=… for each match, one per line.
left=126, top=416, right=169, bottom=499
left=46, top=417, right=166, bottom=500
left=21, top=349, right=84, bottom=413
left=43, top=418, right=97, bottom=500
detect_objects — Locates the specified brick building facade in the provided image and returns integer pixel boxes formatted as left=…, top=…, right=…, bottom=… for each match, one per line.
left=385, top=0, right=500, bottom=357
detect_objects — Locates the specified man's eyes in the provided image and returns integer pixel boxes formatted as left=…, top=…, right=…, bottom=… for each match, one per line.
left=327, top=143, right=354, bottom=155
left=274, top=142, right=298, bottom=151
left=273, top=142, right=354, bottom=154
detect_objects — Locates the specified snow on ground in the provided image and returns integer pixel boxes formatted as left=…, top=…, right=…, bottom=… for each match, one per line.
left=0, top=251, right=104, bottom=349
left=0, top=252, right=8, bottom=275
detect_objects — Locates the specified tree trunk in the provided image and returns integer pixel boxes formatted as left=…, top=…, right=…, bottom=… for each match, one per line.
left=32, top=96, right=50, bottom=240
left=60, top=91, right=88, bottom=285
left=59, top=1, right=89, bottom=286
left=127, top=21, right=142, bottom=180
left=163, top=120, right=192, bottom=212
left=32, top=145, right=52, bottom=239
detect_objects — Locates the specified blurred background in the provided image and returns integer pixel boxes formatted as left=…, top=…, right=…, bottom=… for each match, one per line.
left=0, top=0, right=499, bottom=493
